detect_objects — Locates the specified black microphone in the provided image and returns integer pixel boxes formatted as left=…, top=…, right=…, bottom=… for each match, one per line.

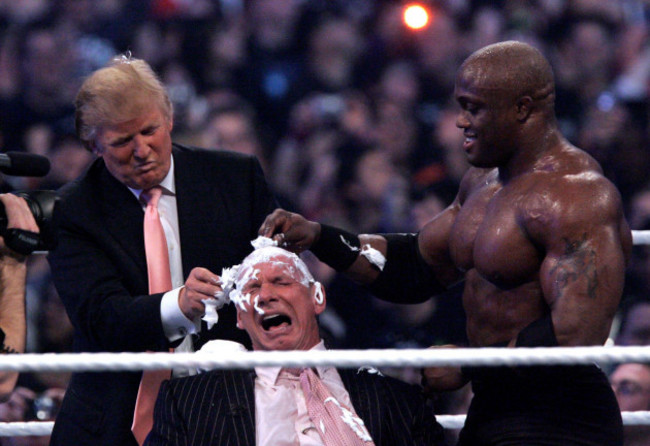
left=0, top=152, right=50, bottom=177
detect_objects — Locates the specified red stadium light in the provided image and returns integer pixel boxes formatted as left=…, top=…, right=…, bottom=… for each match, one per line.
left=403, top=3, right=430, bottom=30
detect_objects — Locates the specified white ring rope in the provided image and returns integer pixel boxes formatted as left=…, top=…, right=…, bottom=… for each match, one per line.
left=0, top=422, right=54, bottom=436
left=632, top=229, right=650, bottom=245
left=437, top=412, right=650, bottom=430
left=4, top=230, right=649, bottom=437
left=0, top=346, right=649, bottom=436
left=2, top=346, right=650, bottom=372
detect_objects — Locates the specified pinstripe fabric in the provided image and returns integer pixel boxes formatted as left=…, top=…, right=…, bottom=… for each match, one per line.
left=145, top=368, right=445, bottom=446
left=146, top=369, right=256, bottom=446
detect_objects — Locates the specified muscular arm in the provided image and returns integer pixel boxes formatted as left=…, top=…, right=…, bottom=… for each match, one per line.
left=359, top=205, right=463, bottom=303
left=327, top=172, right=473, bottom=295
left=533, top=177, right=632, bottom=347
left=259, top=170, right=480, bottom=303
left=260, top=205, right=462, bottom=303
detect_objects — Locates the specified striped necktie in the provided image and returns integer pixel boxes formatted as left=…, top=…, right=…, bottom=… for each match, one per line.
left=300, top=367, right=375, bottom=445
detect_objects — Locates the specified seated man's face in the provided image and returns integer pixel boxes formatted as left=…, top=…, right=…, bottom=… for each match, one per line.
left=235, top=249, right=325, bottom=352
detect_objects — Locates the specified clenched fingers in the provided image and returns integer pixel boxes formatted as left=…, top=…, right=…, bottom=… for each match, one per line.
left=180, top=267, right=223, bottom=320
left=258, top=208, right=320, bottom=253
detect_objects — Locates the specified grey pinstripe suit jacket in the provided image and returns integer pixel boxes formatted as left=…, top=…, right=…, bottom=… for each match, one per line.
left=145, top=367, right=446, bottom=445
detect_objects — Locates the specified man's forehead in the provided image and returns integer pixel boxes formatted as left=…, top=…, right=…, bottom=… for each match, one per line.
left=244, top=258, right=295, bottom=277
left=241, top=250, right=294, bottom=270
left=236, top=247, right=312, bottom=286
left=456, top=62, right=510, bottom=92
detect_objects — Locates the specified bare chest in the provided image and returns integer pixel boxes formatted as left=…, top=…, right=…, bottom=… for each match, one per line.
left=449, top=184, right=541, bottom=289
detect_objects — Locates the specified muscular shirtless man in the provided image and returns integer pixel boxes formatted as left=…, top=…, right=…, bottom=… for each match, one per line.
left=260, top=41, right=632, bottom=445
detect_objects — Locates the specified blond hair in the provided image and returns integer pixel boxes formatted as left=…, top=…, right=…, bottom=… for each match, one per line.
left=74, top=54, right=173, bottom=150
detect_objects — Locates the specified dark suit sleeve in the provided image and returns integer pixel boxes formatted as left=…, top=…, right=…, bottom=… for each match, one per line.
left=145, top=380, right=188, bottom=446
left=48, top=170, right=167, bottom=353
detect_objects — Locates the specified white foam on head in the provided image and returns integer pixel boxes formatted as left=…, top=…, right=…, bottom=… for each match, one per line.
left=235, top=246, right=314, bottom=290
left=230, top=290, right=251, bottom=312
left=231, top=247, right=324, bottom=314
left=250, top=235, right=278, bottom=250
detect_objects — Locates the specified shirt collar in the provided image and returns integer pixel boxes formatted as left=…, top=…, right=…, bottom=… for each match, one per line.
left=256, top=340, right=328, bottom=384
left=128, top=155, right=176, bottom=200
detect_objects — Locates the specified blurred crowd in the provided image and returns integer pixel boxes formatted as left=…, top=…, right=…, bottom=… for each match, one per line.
left=0, top=0, right=649, bottom=442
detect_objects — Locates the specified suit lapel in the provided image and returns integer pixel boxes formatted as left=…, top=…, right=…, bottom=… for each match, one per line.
left=339, top=368, right=383, bottom=443
left=173, top=148, right=231, bottom=277
left=173, top=148, right=206, bottom=277
left=97, top=163, right=148, bottom=278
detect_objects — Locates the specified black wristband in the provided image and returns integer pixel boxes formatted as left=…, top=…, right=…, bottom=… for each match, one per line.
left=368, top=233, right=445, bottom=303
left=516, top=314, right=558, bottom=347
left=310, top=224, right=361, bottom=272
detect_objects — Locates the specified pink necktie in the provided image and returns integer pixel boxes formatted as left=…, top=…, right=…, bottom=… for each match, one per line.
left=132, top=186, right=173, bottom=445
left=299, top=368, right=376, bottom=446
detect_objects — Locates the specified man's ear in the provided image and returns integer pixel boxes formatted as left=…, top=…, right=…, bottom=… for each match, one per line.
left=516, top=96, right=533, bottom=122
left=89, top=141, right=102, bottom=156
left=312, top=282, right=326, bottom=315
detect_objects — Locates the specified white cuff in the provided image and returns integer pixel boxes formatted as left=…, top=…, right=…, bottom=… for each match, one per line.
left=161, top=287, right=199, bottom=342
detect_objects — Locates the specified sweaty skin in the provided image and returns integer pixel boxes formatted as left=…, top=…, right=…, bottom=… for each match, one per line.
left=259, top=41, right=632, bottom=391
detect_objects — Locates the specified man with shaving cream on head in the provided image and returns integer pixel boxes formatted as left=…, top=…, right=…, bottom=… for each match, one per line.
left=260, top=40, right=632, bottom=445
left=145, top=246, right=446, bottom=446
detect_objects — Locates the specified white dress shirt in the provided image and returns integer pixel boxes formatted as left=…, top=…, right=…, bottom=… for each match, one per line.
left=254, top=341, right=356, bottom=446
left=129, top=156, right=199, bottom=352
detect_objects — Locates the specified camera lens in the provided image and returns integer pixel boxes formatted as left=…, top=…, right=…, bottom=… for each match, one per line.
left=33, top=395, right=56, bottom=421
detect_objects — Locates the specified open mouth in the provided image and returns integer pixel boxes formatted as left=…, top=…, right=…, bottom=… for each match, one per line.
left=261, top=314, right=291, bottom=331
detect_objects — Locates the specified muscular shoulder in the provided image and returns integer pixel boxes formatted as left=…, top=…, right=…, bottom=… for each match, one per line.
left=519, top=148, right=626, bottom=247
